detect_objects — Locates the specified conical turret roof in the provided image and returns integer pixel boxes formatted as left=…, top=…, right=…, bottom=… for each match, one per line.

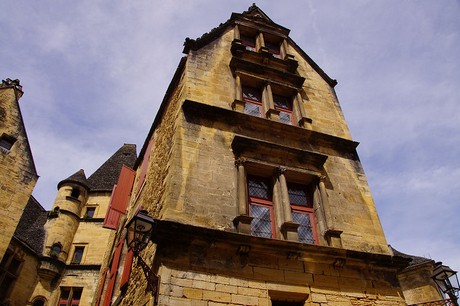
left=57, top=169, right=88, bottom=190
left=87, top=144, right=137, bottom=192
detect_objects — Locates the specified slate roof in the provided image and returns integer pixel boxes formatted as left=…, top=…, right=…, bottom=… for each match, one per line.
left=13, top=196, right=47, bottom=255
left=87, top=144, right=137, bottom=192
left=57, top=169, right=88, bottom=190
left=390, top=245, right=434, bottom=268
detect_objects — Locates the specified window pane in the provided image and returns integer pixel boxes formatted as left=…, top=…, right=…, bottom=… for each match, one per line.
left=292, top=212, right=315, bottom=244
left=279, top=111, right=292, bottom=125
left=288, top=185, right=308, bottom=206
left=71, top=247, right=84, bottom=264
left=244, top=103, right=261, bottom=117
left=250, top=205, right=272, bottom=238
left=85, top=207, right=95, bottom=218
left=248, top=177, right=270, bottom=199
left=7, top=257, right=21, bottom=275
left=242, top=86, right=261, bottom=102
left=240, top=35, right=256, bottom=51
left=273, top=94, right=291, bottom=110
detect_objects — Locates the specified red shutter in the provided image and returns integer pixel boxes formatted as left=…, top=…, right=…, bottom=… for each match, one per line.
left=120, top=248, right=134, bottom=290
left=95, top=268, right=107, bottom=306
left=136, top=139, right=153, bottom=193
left=102, top=238, right=123, bottom=306
left=103, top=166, right=136, bottom=229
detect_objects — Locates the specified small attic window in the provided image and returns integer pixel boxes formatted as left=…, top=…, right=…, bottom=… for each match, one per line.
left=0, top=134, right=16, bottom=151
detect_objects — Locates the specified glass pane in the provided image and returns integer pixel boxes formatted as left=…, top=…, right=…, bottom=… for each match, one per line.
left=7, top=257, right=21, bottom=275
left=279, top=111, right=292, bottom=125
left=71, top=247, right=84, bottom=264
left=244, top=103, right=261, bottom=117
left=240, top=35, right=256, bottom=50
left=242, top=86, right=261, bottom=102
left=85, top=208, right=95, bottom=218
left=250, top=205, right=272, bottom=238
left=288, top=185, right=308, bottom=206
left=273, top=94, right=291, bottom=110
left=292, top=212, right=315, bottom=244
left=248, top=177, right=270, bottom=199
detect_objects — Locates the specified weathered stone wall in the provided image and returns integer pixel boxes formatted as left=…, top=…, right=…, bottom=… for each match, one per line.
left=153, top=27, right=389, bottom=254
left=398, top=264, right=442, bottom=305
left=3, top=240, right=40, bottom=306
left=70, top=221, right=113, bottom=265
left=0, top=83, right=37, bottom=262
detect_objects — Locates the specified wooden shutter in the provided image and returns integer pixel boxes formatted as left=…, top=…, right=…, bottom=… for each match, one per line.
left=120, top=248, right=134, bottom=290
left=102, top=239, right=123, bottom=306
left=103, top=165, right=136, bottom=229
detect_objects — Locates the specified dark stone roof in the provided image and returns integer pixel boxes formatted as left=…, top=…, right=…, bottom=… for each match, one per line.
left=13, top=196, right=47, bottom=255
left=57, top=169, right=88, bottom=190
left=390, top=245, right=434, bottom=268
left=87, top=144, right=137, bottom=192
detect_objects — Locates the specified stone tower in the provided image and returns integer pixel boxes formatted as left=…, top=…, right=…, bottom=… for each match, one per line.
left=40, top=169, right=89, bottom=278
left=100, top=5, right=413, bottom=306
left=0, top=79, right=38, bottom=263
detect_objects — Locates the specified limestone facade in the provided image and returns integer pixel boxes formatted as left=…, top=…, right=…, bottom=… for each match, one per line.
left=111, top=5, right=417, bottom=306
left=0, top=79, right=38, bottom=263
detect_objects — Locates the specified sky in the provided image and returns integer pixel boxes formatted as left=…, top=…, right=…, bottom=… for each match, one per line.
left=2, top=1, right=459, bottom=274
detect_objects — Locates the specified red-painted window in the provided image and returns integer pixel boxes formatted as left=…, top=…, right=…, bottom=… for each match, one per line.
left=59, top=287, right=82, bottom=306
left=288, top=183, right=318, bottom=244
left=273, top=94, right=294, bottom=125
left=242, top=86, right=263, bottom=118
left=240, top=34, right=256, bottom=51
left=248, top=176, right=275, bottom=238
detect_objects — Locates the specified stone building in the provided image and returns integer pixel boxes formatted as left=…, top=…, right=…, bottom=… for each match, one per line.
left=97, top=5, right=448, bottom=306
left=0, top=5, right=453, bottom=306
left=0, top=79, right=38, bottom=264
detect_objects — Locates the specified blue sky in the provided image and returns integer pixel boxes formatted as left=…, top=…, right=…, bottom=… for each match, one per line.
left=2, top=1, right=459, bottom=273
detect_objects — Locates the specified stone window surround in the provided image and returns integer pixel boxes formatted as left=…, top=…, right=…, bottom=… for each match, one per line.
left=232, top=73, right=312, bottom=129
left=0, top=133, right=17, bottom=152
left=59, top=287, right=83, bottom=306
left=69, top=244, right=87, bottom=265
left=234, top=158, right=324, bottom=243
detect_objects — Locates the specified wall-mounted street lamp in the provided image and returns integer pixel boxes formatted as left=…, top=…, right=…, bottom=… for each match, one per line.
left=126, top=210, right=159, bottom=298
left=431, top=262, right=459, bottom=306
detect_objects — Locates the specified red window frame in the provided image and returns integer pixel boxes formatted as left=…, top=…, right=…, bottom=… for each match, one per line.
left=273, top=94, right=294, bottom=125
left=288, top=183, right=318, bottom=244
left=59, top=287, right=82, bottom=306
left=247, top=176, right=276, bottom=238
left=242, top=86, right=263, bottom=118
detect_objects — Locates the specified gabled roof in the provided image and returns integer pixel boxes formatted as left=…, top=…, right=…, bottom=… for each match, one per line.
left=182, top=4, right=337, bottom=87
left=87, top=144, right=137, bottom=192
left=57, top=169, right=88, bottom=190
left=13, top=196, right=47, bottom=255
